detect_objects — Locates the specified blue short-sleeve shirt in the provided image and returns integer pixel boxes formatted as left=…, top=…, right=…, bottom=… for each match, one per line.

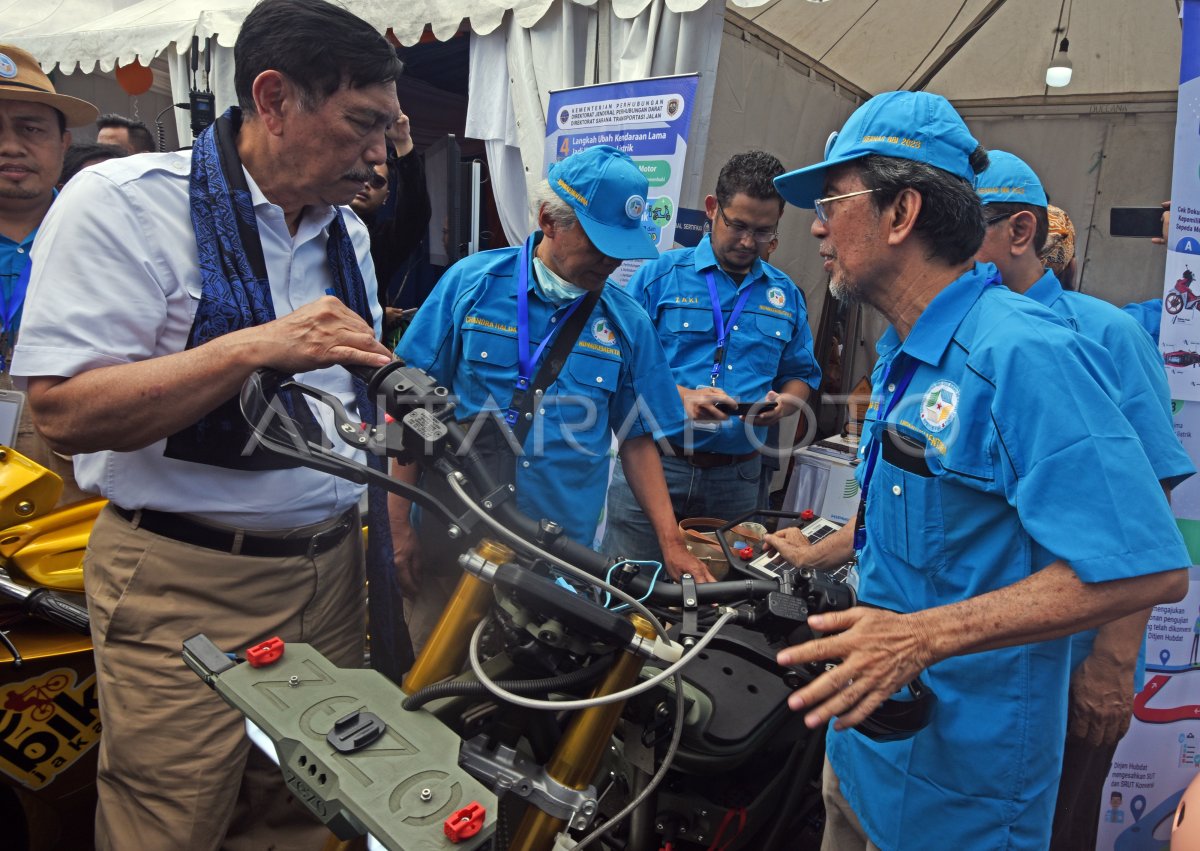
left=0, top=229, right=35, bottom=347
left=626, top=235, right=821, bottom=453
left=829, top=263, right=1190, bottom=851
left=397, top=234, right=685, bottom=545
left=1025, top=271, right=1193, bottom=685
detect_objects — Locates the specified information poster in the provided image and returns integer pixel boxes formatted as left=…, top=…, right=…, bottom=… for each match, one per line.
left=544, top=75, right=698, bottom=286
left=1097, top=400, right=1200, bottom=849
left=1161, top=1, right=1200, bottom=401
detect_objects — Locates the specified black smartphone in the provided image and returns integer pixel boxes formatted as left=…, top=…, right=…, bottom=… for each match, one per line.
left=1110, top=207, right=1166, bottom=238
left=716, top=400, right=779, bottom=416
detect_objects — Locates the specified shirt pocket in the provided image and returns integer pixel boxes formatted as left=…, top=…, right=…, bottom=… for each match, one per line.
left=462, top=328, right=519, bottom=403
left=875, top=432, right=949, bottom=575
left=745, top=312, right=795, bottom=373
left=662, top=305, right=715, bottom=337
left=539, top=353, right=621, bottom=453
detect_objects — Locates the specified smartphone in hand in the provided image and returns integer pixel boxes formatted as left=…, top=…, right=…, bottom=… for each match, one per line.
left=715, top=400, right=779, bottom=416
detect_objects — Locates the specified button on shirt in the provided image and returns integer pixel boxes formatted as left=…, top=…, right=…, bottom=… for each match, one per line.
left=396, top=238, right=684, bottom=546
left=627, top=235, right=821, bottom=454
left=831, top=263, right=1190, bottom=850
left=10, top=153, right=381, bottom=528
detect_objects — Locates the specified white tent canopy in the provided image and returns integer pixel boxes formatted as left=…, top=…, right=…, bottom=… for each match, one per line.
left=3, top=0, right=770, bottom=72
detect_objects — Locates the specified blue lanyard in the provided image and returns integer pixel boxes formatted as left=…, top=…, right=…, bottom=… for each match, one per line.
left=853, top=355, right=921, bottom=551
left=704, top=270, right=753, bottom=387
left=1, top=258, right=31, bottom=334
left=505, top=236, right=588, bottom=426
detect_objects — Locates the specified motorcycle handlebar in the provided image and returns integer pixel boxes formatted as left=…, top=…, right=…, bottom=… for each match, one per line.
left=25, top=589, right=91, bottom=635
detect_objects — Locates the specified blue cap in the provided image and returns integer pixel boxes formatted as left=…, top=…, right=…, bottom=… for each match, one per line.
left=973, top=150, right=1048, bottom=208
left=547, top=145, right=657, bottom=260
left=774, top=91, right=981, bottom=208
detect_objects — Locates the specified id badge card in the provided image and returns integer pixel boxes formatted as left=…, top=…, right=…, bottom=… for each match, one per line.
left=0, top=389, right=25, bottom=448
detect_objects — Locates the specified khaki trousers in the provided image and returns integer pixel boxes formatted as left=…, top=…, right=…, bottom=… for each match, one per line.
left=821, top=758, right=881, bottom=851
left=85, top=505, right=366, bottom=851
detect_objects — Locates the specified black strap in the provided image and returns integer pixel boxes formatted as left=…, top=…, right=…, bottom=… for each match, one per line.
left=509, top=288, right=602, bottom=448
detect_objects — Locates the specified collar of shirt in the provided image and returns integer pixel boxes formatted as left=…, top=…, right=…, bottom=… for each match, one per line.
left=1023, top=267, right=1065, bottom=309
left=242, top=165, right=337, bottom=245
left=694, top=233, right=765, bottom=289
left=876, top=261, right=1000, bottom=366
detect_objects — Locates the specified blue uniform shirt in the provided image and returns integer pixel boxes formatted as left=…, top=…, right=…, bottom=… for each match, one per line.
left=1025, top=271, right=1193, bottom=688
left=0, top=229, right=35, bottom=345
left=626, top=235, right=821, bottom=453
left=396, top=234, right=685, bottom=546
left=829, top=263, right=1189, bottom=851
left=1122, top=298, right=1163, bottom=346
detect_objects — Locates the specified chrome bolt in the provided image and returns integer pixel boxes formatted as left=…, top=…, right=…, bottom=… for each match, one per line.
left=288, top=675, right=299, bottom=687
left=419, top=788, right=432, bottom=802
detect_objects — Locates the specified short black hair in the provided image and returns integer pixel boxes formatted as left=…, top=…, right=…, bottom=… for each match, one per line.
left=96, top=113, right=155, bottom=152
left=854, top=147, right=991, bottom=266
left=60, top=142, right=128, bottom=184
left=234, top=0, right=403, bottom=113
left=982, top=201, right=1050, bottom=255
left=715, top=150, right=785, bottom=212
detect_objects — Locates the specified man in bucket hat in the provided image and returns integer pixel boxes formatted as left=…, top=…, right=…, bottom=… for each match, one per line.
left=0, top=45, right=96, bottom=501
left=764, top=91, right=1188, bottom=849
left=972, top=149, right=1193, bottom=851
left=392, top=144, right=709, bottom=652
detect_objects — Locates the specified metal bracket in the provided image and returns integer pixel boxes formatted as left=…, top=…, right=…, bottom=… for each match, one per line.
left=459, top=735, right=599, bottom=830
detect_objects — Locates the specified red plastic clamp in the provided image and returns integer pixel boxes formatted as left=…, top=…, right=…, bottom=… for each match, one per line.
left=444, top=802, right=486, bottom=843
left=800, top=509, right=816, bottom=522
left=246, top=637, right=285, bottom=668
left=738, top=545, right=755, bottom=560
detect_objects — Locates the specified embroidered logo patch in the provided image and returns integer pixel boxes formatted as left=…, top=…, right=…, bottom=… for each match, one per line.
left=0, top=54, right=17, bottom=79
left=767, top=286, right=786, bottom=308
left=625, top=195, right=645, bottom=220
left=920, top=380, right=959, bottom=432
left=592, top=318, right=616, bottom=346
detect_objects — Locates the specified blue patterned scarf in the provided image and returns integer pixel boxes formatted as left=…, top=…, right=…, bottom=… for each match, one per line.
left=169, top=107, right=412, bottom=681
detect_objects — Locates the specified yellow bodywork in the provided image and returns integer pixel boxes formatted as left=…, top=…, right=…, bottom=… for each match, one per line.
left=0, top=447, right=103, bottom=593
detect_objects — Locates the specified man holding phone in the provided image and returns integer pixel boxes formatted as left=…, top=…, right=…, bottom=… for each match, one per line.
left=603, top=151, right=821, bottom=566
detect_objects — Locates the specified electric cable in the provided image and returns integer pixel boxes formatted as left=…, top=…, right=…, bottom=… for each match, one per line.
left=446, top=474, right=672, bottom=641
left=467, top=610, right=736, bottom=712
left=401, top=655, right=613, bottom=711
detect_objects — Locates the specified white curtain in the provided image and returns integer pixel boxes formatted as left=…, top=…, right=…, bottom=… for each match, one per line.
left=465, top=0, right=726, bottom=243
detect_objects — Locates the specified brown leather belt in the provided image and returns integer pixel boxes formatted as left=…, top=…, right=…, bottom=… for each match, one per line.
left=112, top=505, right=357, bottom=558
left=662, top=442, right=759, bottom=470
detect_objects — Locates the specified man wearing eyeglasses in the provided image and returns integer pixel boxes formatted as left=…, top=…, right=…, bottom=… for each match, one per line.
left=763, top=91, right=1188, bottom=851
left=602, top=151, right=821, bottom=567
left=972, top=150, right=1193, bottom=851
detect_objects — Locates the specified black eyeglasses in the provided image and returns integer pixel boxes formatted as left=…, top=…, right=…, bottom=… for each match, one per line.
left=367, top=172, right=388, bottom=190
left=716, top=203, right=778, bottom=244
left=984, top=211, right=1016, bottom=226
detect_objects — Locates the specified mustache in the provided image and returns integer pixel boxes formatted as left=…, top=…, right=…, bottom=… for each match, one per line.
left=343, top=168, right=376, bottom=184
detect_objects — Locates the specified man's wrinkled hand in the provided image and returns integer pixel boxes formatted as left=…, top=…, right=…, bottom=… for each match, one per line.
left=257, top=296, right=392, bottom=373
left=775, top=607, right=935, bottom=731
left=764, top=526, right=815, bottom=567
left=1068, top=653, right=1135, bottom=746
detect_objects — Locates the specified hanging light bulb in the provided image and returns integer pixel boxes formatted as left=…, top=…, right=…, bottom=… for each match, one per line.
left=1046, top=37, right=1073, bottom=87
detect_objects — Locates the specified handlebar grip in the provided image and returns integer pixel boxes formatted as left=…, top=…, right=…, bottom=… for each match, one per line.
left=25, top=589, right=91, bottom=635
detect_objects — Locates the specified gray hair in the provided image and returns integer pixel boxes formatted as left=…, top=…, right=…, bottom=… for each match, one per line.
left=530, top=179, right=578, bottom=230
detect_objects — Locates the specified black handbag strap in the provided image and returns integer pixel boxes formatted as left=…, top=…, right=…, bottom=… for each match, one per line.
left=509, top=287, right=602, bottom=447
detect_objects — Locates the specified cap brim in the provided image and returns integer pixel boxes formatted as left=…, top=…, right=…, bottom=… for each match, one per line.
left=0, top=88, right=98, bottom=128
left=576, top=213, right=659, bottom=261
left=774, top=152, right=868, bottom=209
